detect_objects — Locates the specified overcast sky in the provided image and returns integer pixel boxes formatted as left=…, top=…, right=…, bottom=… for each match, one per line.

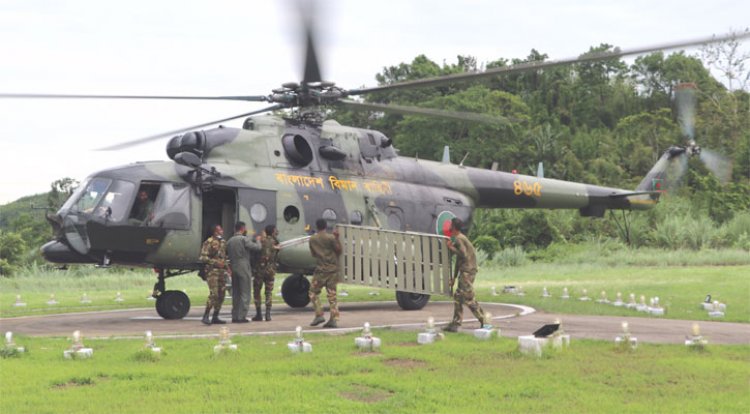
left=0, top=0, right=748, bottom=204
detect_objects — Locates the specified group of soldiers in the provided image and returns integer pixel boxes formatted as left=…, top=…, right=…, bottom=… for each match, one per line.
left=198, top=216, right=485, bottom=331
left=199, top=221, right=280, bottom=325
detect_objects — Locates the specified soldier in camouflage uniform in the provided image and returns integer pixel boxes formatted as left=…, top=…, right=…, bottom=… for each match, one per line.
left=443, top=218, right=486, bottom=332
left=252, top=224, right=280, bottom=321
left=199, top=224, right=229, bottom=325
left=308, top=218, right=342, bottom=328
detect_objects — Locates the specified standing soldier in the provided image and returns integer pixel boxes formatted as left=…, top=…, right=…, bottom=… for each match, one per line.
left=226, top=221, right=260, bottom=323
left=308, top=218, right=342, bottom=328
left=200, top=224, right=229, bottom=325
left=252, top=224, right=280, bottom=321
left=443, top=218, right=487, bottom=332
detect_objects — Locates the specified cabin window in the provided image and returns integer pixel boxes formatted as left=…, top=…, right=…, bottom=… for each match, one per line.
left=250, top=203, right=268, bottom=223
left=322, top=208, right=337, bottom=226
left=283, top=205, right=300, bottom=224
left=350, top=210, right=363, bottom=225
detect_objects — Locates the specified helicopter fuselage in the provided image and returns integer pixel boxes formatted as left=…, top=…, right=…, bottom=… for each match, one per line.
left=42, top=114, right=661, bottom=273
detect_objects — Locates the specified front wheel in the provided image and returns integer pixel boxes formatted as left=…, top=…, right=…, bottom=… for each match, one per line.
left=281, top=274, right=311, bottom=308
left=155, top=290, right=191, bottom=319
left=395, top=291, right=430, bottom=310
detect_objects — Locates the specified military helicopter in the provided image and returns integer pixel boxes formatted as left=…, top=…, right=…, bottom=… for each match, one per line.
left=1, top=6, right=742, bottom=319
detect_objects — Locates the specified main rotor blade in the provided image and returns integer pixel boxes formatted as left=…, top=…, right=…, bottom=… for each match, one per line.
left=339, top=99, right=512, bottom=126
left=96, top=104, right=285, bottom=151
left=0, top=93, right=269, bottom=102
left=298, top=0, right=323, bottom=83
left=348, top=32, right=750, bottom=96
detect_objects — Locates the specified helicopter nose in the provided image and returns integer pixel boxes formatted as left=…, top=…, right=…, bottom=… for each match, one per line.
left=41, top=240, right=94, bottom=264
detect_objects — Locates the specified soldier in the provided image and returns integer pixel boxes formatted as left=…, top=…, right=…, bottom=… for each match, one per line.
left=308, top=218, right=342, bottom=328
left=129, top=190, right=154, bottom=225
left=226, top=221, right=261, bottom=323
left=443, top=217, right=486, bottom=332
left=252, top=224, right=280, bottom=321
left=199, top=224, right=229, bottom=325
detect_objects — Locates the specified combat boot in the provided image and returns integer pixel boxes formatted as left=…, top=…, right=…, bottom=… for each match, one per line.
left=322, top=318, right=337, bottom=328
left=265, top=305, right=272, bottom=321
left=251, top=306, right=263, bottom=321
left=211, top=309, right=226, bottom=324
left=310, top=315, right=326, bottom=326
left=442, top=324, right=459, bottom=333
left=201, top=307, right=212, bottom=326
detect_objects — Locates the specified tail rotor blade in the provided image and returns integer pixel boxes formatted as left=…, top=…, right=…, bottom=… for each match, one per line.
left=700, top=149, right=732, bottom=184
left=675, top=83, right=696, bottom=141
left=664, top=152, right=689, bottom=190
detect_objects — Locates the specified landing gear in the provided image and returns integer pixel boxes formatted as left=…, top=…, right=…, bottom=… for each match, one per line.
left=156, top=290, right=191, bottom=319
left=281, top=273, right=311, bottom=308
left=395, top=291, right=430, bottom=310
left=153, top=268, right=193, bottom=319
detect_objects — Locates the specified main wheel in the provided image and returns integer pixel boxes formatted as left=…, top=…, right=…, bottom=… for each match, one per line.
left=281, top=274, right=311, bottom=308
left=395, top=291, right=430, bottom=310
left=155, top=290, right=191, bottom=319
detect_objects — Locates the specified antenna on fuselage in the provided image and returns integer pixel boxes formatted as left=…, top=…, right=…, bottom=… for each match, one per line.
left=537, top=162, right=544, bottom=178
left=442, top=146, right=451, bottom=164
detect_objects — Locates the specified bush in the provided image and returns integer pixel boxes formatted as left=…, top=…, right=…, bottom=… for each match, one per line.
left=473, top=236, right=500, bottom=258
left=491, top=246, right=528, bottom=267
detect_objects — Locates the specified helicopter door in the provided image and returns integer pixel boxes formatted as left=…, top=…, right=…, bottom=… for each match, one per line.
left=238, top=188, right=276, bottom=235
left=201, top=188, right=237, bottom=239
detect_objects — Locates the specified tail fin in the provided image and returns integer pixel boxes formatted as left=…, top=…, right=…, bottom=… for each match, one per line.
left=636, top=146, right=688, bottom=192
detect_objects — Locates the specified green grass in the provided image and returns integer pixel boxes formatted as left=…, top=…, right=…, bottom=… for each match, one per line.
left=1, top=331, right=748, bottom=413
left=2, top=262, right=749, bottom=323
left=475, top=264, right=750, bottom=323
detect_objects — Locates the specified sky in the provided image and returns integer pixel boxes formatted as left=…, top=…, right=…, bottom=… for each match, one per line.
left=0, top=0, right=748, bottom=204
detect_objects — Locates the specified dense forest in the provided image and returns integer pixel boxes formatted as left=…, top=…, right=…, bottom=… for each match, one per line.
left=1, top=39, right=749, bottom=275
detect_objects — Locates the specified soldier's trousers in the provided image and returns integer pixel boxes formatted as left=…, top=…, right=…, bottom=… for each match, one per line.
left=253, top=270, right=276, bottom=308
left=231, top=271, right=252, bottom=320
left=205, top=269, right=226, bottom=312
left=309, top=271, right=339, bottom=320
left=451, top=270, right=485, bottom=326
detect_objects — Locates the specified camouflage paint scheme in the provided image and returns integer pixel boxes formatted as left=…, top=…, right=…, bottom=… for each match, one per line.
left=42, top=114, right=664, bottom=275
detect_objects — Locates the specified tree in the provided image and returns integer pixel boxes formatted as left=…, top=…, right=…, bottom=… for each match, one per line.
left=48, top=177, right=79, bottom=210
left=0, top=231, right=26, bottom=276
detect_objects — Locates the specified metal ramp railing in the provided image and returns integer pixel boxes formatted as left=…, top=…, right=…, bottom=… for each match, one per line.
left=337, top=224, right=452, bottom=296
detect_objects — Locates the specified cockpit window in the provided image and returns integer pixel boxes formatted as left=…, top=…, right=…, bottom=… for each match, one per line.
left=98, top=180, right=136, bottom=221
left=63, top=177, right=111, bottom=214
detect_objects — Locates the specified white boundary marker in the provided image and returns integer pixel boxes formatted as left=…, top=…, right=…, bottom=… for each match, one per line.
left=90, top=302, right=535, bottom=340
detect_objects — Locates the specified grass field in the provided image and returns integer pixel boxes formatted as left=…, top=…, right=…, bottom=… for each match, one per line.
left=2, top=261, right=748, bottom=323
left=1, top=330, right=748, bottom=413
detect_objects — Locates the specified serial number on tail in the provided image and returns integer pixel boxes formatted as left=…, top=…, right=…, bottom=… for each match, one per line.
left=513, top=180, right=543, bottom=197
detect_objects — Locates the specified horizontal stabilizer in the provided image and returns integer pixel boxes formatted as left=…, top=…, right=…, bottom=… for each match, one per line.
left=609, top=191, right=661, bottom=198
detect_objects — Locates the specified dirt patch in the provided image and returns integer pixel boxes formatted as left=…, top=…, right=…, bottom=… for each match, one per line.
left=383, top=357, right=427, bottom=369
left=52, top=377, right=95, bottom=389
left=352, top=351, right=382, bottom=357
left=339, top=384, right=394, bottom=403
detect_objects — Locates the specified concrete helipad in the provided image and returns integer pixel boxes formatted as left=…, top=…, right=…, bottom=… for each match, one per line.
left=1, top=301, right=748, bottom=344
left=0, top=301, right=525, bottom=339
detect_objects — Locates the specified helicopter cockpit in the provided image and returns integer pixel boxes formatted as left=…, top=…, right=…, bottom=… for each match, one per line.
left=44, top=173, right=194, bottom=265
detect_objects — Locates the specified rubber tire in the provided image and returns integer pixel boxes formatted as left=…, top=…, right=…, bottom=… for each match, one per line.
left=395, top=291, right=430, bottom=310
left=155, top=290, right=191, bottom=320
left=281, top=274, right=311, bottom=308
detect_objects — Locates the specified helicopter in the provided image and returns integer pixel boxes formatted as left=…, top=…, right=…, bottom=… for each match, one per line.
left=1, top=5, right=742, bottom=320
